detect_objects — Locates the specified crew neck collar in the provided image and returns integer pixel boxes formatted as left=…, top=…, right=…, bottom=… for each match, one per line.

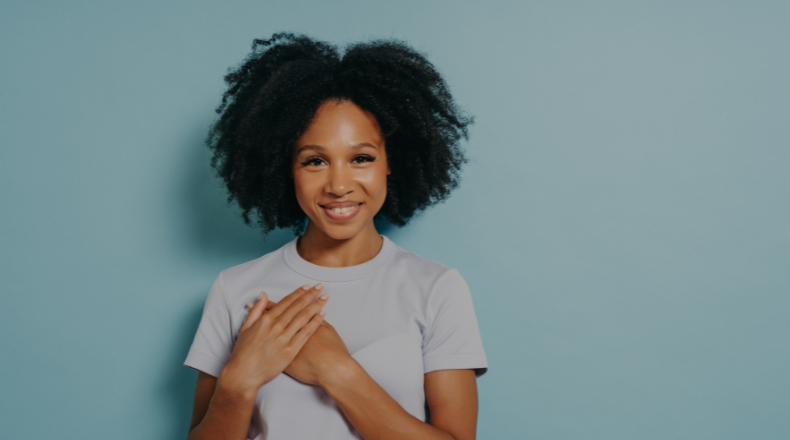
left=282, top=235, right=395, bottom=282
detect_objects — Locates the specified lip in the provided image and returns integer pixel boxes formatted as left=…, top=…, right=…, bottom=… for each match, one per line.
left=320, top=201, right=362, bottom=208
left=320, top=202, right=362, bottom=222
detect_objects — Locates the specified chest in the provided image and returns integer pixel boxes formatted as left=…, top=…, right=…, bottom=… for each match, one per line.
left=235, top=276, right=431, bottom=426
left=259, top=305, right=426, bottom=406
left=249, top=303, right=427, bottom=439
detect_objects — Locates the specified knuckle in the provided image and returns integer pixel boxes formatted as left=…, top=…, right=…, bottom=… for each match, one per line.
left=277, top=334, right=292, bottom=346
left=259, top=314, right=273, bottom=326
left=270, top=320, right=285, bottom=334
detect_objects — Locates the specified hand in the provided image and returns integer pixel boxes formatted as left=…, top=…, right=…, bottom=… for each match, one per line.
left=244, top=296, right=353, bottom=387
left=219, top=284, right=329, bottom=396
left=284, top=320, right=352, bottom=386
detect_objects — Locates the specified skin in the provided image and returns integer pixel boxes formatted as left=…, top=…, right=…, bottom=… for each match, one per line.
left=186, top=99, right=479, bottom=440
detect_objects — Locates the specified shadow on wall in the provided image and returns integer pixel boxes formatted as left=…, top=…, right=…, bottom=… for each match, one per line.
left=161, top=124, right=294, bottom=440
left=180, top=122, right=296, bottom=260
left=162, top=122, right=397, bottom=439
left=160, top=300, right=204, bottom=440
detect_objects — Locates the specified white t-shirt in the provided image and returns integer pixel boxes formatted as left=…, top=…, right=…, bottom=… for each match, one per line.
left=184, top=235, right=488, bottom=440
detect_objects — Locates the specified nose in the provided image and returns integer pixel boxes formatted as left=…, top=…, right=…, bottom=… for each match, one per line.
left=325, top=162, right=353, bottom=197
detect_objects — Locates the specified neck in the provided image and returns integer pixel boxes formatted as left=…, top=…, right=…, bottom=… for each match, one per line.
left=296, top=221, right=384, bottom=268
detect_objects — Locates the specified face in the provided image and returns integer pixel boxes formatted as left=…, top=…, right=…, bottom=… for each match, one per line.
left=292, top=99, right=390, bottom=241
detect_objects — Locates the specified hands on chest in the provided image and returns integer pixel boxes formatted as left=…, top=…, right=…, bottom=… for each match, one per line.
left=224, top=283, right=352, bottom=392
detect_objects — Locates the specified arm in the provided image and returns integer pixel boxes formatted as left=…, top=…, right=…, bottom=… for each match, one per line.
left=424, top=369, right=479, bottom=439
left=186, top=286, right=328, bottom=440
left=186, top=301, right=276, bottom=440
left=284, top=321, right=479, bottom=440
left=314, top=269, right=484, bottom=440
left=186, top=371, right=257, bottom=440
left=320, top=361, right=478, bottom=440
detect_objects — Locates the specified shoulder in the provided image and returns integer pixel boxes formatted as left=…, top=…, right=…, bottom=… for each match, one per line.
left=221, top=248, right=282, bottom=280
left=388, top=238, right=453, bottom=275
left=384, top=237, right=468, bottom=297
left=213, top=243, right=290, bottom=298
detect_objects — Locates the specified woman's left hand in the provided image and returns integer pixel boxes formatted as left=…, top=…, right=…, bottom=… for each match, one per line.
left=245, top=298, right=353, bottom=386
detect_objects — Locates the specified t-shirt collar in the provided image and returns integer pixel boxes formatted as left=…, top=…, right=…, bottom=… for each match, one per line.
left=283, top=235, right=395, bottom=282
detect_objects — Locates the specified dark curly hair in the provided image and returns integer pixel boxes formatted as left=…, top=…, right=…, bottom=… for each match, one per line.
left=207, top=32, right=473, bottom=236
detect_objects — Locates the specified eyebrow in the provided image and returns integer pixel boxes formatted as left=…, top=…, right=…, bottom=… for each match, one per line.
left=295, top=142, right=379, bottom=155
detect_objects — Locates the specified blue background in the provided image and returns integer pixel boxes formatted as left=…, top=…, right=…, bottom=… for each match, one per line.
left=1, top=1, right=788, bottom=439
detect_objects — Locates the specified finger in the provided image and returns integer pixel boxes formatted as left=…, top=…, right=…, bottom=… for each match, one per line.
left=283, top=291, right=329, bottom=337
left=244, top=299, right=275, bottom=311
left=240, top=291, right=269, bottom=333
left=290, top=309, right=327, bottom=347
left=267, top=284, right=314, bottom=318
left=276, top=283, right=325, bottom=325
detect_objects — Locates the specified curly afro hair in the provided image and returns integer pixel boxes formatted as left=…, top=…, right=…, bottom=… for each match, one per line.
left=207, top=32, right=473, bottom=236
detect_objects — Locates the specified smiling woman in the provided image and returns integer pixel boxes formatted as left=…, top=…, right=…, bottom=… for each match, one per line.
left=293, top=100, right=391, bottom=254
left=184, top=33, right=487, bottom=440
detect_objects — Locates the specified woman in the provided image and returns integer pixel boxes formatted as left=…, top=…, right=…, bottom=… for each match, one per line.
left=184, top=33, right=488, bottom=440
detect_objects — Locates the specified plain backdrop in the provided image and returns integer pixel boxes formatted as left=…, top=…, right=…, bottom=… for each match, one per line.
left=1, top=1, right=788, bottom=439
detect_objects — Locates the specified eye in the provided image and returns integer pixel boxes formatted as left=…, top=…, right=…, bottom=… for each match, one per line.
left=352, top=155, right=375, bottom=164
left=300, top=157, right=325, bottom=167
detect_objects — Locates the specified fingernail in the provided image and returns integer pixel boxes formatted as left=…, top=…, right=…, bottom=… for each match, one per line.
left=246, top=302, right=254, bottom=310
left=314, top=283, right=324, bottom=290
left=259, top=291, right=265, bottom=300
left=319, top=309, right=326, bottom=315
left=302, top=284, right=311, bottom=290
left=320, top=293, right=329, bottom=300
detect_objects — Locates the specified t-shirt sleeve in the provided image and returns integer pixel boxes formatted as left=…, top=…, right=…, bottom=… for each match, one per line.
left=422, top=268, right=488, bottom=377
left=184, top=273, right=234, bottom=378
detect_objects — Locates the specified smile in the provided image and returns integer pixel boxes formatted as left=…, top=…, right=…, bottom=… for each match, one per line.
left=320, top=203, right=362, bottom=221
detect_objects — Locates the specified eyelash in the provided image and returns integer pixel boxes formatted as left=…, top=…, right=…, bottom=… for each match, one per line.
left=300, top=155, right=376, bottom=166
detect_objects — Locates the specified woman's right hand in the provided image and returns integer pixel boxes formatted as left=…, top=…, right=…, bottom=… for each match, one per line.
left=218, top=284, right=329, bottom=398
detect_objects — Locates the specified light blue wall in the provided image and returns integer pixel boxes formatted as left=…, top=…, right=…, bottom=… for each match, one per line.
left=1, top=1, right=788, bottom=438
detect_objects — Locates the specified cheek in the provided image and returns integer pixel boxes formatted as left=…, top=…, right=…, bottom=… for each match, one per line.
left=358, top=167, right=389, bottom=199
left=293, top=173, right=320, bottom=204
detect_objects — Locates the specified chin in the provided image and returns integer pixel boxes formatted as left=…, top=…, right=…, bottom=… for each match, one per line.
left=319, top=223, right=365, bottom=241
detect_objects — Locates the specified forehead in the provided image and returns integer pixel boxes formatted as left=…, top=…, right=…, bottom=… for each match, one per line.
left=295, top=99, right=384, bottom=150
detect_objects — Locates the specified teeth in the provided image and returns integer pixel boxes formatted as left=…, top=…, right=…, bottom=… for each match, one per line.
left=331, top=205, right=358, bottom=214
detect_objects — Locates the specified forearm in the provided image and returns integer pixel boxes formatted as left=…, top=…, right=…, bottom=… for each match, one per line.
left=319, top=359, right=456, bottom=440
left=187, top=372, right=257, bottom=440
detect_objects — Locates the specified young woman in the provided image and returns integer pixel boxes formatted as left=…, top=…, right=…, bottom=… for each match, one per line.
left=184, top=33, right=488, bottom=440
